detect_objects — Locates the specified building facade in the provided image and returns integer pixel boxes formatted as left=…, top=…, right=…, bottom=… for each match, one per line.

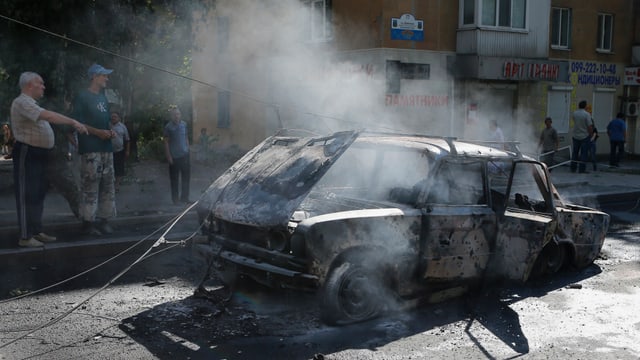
left=191, top=0, right=639, bottom=155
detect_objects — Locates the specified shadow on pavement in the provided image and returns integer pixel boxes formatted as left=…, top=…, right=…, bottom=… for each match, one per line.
left=118, top=263, right=603, bottom=360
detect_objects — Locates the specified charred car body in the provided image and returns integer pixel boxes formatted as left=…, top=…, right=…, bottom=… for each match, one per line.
left=195, top=130, right=609, bottom=325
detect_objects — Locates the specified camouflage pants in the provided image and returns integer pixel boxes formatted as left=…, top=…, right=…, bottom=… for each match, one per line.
left=79, top=152, right=116, bottom=222
left=47, top=150, right=81, bottom=218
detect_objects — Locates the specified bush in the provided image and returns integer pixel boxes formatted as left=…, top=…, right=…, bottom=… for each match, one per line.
left=138, top=135, right=166, bottom=161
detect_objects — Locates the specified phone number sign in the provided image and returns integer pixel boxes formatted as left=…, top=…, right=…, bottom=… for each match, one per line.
left=570, top=61, right=621, bottom=86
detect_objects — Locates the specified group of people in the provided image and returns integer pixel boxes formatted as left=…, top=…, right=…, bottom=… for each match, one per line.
left=539, top=100, right=627, bottom=173
left=9, top=64, right=191, bottom=248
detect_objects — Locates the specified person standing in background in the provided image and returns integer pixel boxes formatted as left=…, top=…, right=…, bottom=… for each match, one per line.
left=489, top=119, right=504, bottom=143
left=570, top=100, right=594, bottom=173
left=72, top=63, right=117, bottom=236
left=197, top=127, right=209, bottom=163
left=48, top=116, right=82, bottom=219
left=125, top=115, right=140, bottom=162
left=607, top=112, right=627, bottom=167
left=488, top=119, right=506, bottom=150
left=538, top=116, right=559, bottom=169
left=110, top=111, right=130, bottom=191
left=163, top=105, right=191, bottom=205
left=11, top=71, right=88, bottom=247
left=587, top=124, right=599, bottom=171
left=2, top=124, right=15, bottom=158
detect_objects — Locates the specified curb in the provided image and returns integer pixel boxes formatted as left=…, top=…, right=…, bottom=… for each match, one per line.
left=0, top=211, right=200, bottom=249
left=0, top=231, right=200, bottom=269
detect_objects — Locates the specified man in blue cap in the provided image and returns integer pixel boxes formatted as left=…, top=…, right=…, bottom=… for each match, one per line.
left=71, top=63, right=117, bottom=236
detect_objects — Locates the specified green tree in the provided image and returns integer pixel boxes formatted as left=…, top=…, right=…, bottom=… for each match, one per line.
left=0, top=0, right=205, bottom=146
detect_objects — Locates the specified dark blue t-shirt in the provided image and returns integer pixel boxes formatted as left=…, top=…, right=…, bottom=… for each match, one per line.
left=607, top=118, right=627, bottom=142
left=72, top=89, right=113, bottom=154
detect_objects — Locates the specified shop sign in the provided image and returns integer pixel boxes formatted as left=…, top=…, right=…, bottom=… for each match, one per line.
left=385, top=94, right=448, bottom=107
left=391, top=14, right=424, bottom=41
left=570, top=61, right=621, bottom=86
left=624, top=67, right=640, bottom=86
left=503, top=61, right=560, bottom=81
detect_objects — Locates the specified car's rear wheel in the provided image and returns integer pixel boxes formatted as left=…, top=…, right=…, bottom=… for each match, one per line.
left=532, top=242, right=566, bottom=278
left=544, top=243, right=566, bottom=274
left=320, top=256, right=392, bottom=325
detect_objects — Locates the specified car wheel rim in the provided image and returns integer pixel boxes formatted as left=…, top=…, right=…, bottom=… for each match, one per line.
left=339, top=268, right=380, bottom=321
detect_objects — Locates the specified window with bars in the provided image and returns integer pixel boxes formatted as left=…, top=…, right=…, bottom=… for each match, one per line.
left=597, top=13, right=613, bottom=52
left=551, top=7, right=571, bottom=49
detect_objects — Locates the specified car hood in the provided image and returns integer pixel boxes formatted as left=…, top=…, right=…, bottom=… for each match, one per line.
left=199, top=130, right=359, bottom=228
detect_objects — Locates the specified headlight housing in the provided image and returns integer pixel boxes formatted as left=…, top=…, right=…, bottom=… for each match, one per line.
left=267, top=231, right=288, bottom=252
left=289, top=233, right=306, bottom=257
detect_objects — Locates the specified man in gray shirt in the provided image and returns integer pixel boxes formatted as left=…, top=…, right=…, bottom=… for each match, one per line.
left=570, top=100, right=593, bottom=173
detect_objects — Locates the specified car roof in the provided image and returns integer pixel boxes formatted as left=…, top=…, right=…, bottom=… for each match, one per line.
left=356, top=131, right=523, bottom=160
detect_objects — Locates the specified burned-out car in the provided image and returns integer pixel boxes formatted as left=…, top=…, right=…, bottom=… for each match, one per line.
left=195, top=130, right=609, bottom=325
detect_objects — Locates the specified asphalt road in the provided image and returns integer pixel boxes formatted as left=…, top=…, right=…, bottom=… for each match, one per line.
left=0, top=203, right=638, bottom=359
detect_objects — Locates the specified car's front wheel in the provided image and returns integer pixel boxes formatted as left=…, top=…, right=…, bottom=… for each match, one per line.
left=320, top=256, right=394, bottom=325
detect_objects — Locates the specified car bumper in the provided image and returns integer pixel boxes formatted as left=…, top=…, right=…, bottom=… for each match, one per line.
left=216, top=250, right=319, bottom=290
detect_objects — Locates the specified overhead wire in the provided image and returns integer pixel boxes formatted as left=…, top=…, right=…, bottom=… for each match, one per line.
left=0, top=204, right=197, bottom=305
left=0, top=200, right=202, bottom=349
left=0, top=11, right=371, bottom=131
left=0, top=7, right=404, bottom=348
left=0, top=11, right=223, bottom=350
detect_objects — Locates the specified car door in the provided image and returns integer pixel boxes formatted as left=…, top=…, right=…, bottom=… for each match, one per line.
left=419, top=160, right=496, bottom=282
left=488, top=160, right=558, bottom=282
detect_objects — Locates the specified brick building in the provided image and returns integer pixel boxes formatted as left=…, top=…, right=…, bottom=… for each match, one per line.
left=190, top=0, right=640, bottom=155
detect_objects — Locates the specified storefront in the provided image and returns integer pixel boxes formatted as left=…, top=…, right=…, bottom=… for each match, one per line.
left=454, top=55, right=570, bottom=151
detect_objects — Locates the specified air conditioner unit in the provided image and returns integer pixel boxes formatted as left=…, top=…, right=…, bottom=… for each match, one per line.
left=626, top=102, right=639, bottom=116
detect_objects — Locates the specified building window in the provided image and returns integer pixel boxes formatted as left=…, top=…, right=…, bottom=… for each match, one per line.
left=597, top=13, right=613, bottom=52
left=305, top=0, right=332, bottom=42
left=217, top=91, right=230, bottom=128
left=386, top=60, right=430, bottom=94
left=463, top=0, right=475, bottom=25
left=551, top=8, right=571, bottom=49
left=481, top=0, right=526, bottom=29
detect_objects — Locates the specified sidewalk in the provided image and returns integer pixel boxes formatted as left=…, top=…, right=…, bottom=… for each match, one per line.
left=548, top=159, right=640, bottom=202
left=1, top=157, right=640, bottom=251
left=0, top=159, right=227, bottom=249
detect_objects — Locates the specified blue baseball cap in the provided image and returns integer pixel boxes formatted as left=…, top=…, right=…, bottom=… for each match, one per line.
left=87, top=63, right=113, bottom=77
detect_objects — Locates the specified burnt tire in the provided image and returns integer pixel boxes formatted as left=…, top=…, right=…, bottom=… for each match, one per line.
left=532, top=242, right=567, bottom=278
left=320, top=259, right=391, bottom=326
left=544, top=243, right=566, bottom=274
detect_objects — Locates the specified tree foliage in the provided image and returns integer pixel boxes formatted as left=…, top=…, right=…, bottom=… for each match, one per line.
left=0, top=0, right=208, bottom=141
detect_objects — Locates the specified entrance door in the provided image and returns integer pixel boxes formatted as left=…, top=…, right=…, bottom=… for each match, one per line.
left=463, top=83, right=515, bottom=141
left=593, top=90, right=615, bottom=132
